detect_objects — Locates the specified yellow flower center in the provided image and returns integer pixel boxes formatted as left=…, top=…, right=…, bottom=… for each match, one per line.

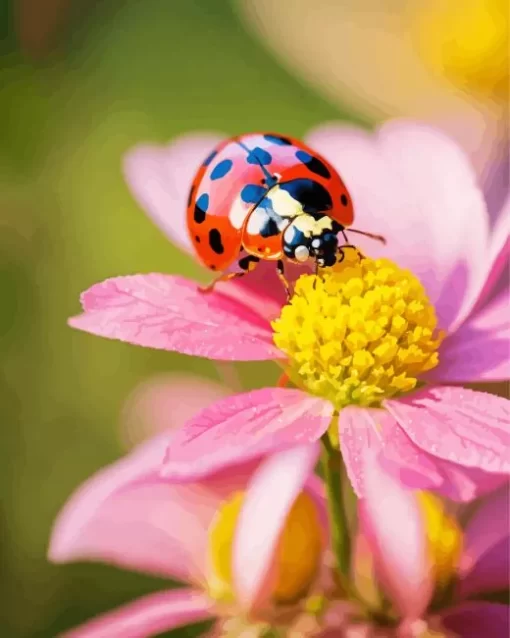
left=207, top=491, right=323, bottom=605
left=418, top=492, right=463, bottom=588
left=414, top=0, right=508, bottom=101
left=272, top=253, right=444, bottom=410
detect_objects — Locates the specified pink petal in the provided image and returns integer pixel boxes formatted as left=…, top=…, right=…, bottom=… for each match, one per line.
left=483, top=136, right=509, bottom=222
left=458, top=486, right=510, bottom=599
left=338, top=406, right=384, bottom=497
left=62, top=588, right=214, bottom=638
left=50, top=479, right=213, bottom=584
left=380, top=416, right=508, bottom=503
left=49, top=436, right=258, bottom=584
left=340, top=405, right=507, bottom=502
left=428, top=290, right=510, bottom=383
left=233, top=445, right=321, bottom=610
left=161, top=388, right=333, bottom=480
left=218, top=259, right=310, bottom=323
left=123, top=134, right=223, bottom=255
left=384, top=387, right=510, bottom=476
left=467, top=193, right=510, bottom=319
left=49, top=430, right=170, bottom=560
left=69, top=274, right=281, bottom=361
left=120, top=373, right=229, bottom=448
left=306, top=121, right=490, bottom=332
left=440, top=602, right=509, bottom=638
left=360, top=449, right=433, bottom=620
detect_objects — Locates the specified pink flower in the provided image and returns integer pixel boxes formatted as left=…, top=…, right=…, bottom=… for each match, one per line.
left=356, top=450, right=509, bottom=636
left=48, top=423, right=335, bottom=636
left=119, top=372, right=230, bottom=449
left=48, top=378, right=509, bottom=637
left=69, top=121, right=510, bottom=502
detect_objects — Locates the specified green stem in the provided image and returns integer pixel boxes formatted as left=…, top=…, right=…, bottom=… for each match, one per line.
left=321, top=430, right=351, bottom=587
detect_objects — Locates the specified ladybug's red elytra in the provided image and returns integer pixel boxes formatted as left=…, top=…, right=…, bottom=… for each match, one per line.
left=187, top=132, right=385, bottom=296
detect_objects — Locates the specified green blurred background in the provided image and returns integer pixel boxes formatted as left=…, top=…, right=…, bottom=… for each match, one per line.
left=0, top=1, right=362, bottom=635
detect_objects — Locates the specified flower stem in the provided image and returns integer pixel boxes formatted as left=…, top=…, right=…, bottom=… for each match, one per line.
left=321, top=429, right=351, bottom=587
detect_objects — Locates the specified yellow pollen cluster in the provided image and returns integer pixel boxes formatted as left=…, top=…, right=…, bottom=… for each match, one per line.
left=418, top=492, right=463, bottom=588
left=207, top=491, right=323, bottom=605
left=272, top=254, right=444, bottom=409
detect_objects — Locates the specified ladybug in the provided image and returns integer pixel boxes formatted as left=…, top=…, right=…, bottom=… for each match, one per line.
left=187, top=132, right=384, bottom=296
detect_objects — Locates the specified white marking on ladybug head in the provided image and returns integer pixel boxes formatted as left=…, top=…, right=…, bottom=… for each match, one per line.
left=292, top=213, right=334, bottom=238
left=267, top=185, right=304, bottom=219
left=283, top=224, right=297, bottom=243
left=294, top=245, right=310, bottom=262
left=311, top=238, right=321, bottom=249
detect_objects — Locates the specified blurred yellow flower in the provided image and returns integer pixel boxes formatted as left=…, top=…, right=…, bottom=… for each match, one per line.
left=415, top=0, right=508, bottom=100
left=418, top=492, right=463, bottom=588
left=207, top=491, right=324, bottom=604
left=238, top=0, right=508, bottom=203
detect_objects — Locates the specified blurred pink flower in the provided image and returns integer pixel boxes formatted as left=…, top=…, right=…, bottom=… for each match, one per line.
left=119, top=372, right=229, bottom=449
left=357, top=450, right=509, bottom=636
left=69, top=121, right=510, bottom=502
left=48, top=429, right=335, bottom=636
left=48, top=401, right=509, bottom=636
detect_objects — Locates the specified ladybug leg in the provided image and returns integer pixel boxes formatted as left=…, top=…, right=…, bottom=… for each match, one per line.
left=313, top=259, right=321, bottom=290
left=337, top=245, right=364, bottom=264
left=199, top=271, right=245, bottom=294
left=199, top=255, right=260, bottom=294
left=276, top=259, right=291, bottom=300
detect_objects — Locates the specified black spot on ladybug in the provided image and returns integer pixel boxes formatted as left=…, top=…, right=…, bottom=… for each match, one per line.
left=260, top=218, right=280, bottom=238
left=211, top=159, right=233, bottom=180
left=340, top=194, right=349, bottom=206
left=195, top=235, right=200, bottom=243
left=194, top=205, right=206, bottom=224
left=295, top=150, right=331, bottom=179
left=264, top=134, right=292, bottom=146
left=194, top=193, right=209, bottom=224
left=239, top=255, right=260, bottom=271
left=247, top=147, right=272, bottom=166
left=188, top=186, right=195, bottom=208
left=203, top=149, right=217, bottom=167
left=280, top=179, right=332, bottom=214
left=209, top=229, right=224, bottom=254
left=210, top=264, right=217, bottom=271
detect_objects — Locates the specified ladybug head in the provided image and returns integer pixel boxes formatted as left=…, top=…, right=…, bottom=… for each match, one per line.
left=283, top=217, right=341, bottom=267
left=309, top=231, right=339, bottom=267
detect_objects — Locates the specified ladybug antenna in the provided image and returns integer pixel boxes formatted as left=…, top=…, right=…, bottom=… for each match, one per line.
left=257, top=158, right=278, bottom=187
left=348, top=228, right=387, bottom=245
